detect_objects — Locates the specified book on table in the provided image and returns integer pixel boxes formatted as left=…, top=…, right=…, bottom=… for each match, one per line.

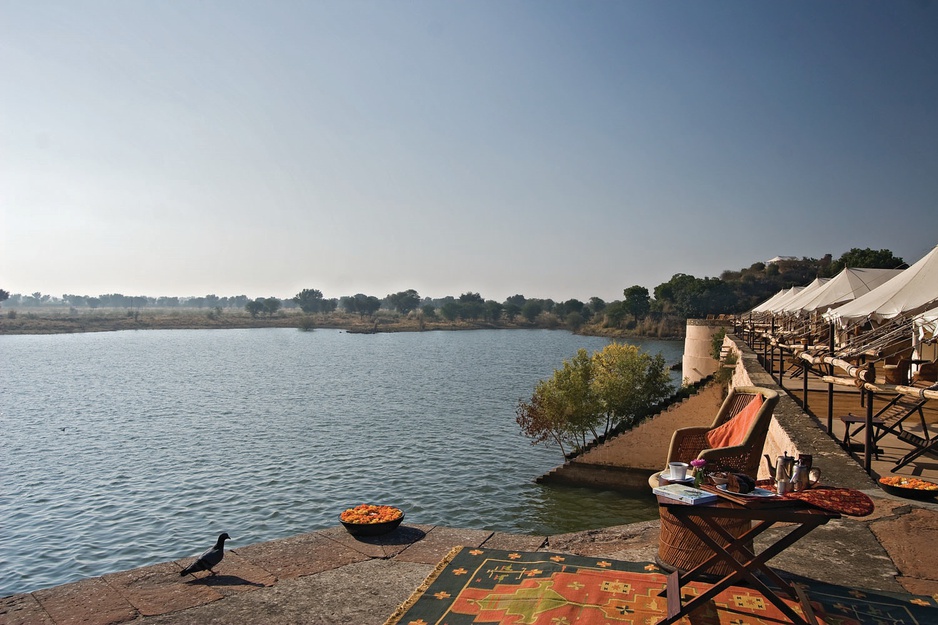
left=653, top=483, right=719, bottom=504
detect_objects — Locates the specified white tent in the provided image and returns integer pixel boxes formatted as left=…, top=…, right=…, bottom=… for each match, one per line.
left=825, top=244, right=938, bottom=327
left=794, top=267, right=904, bottom=315
left=915, top=306, right=938, bottom=338
left=912, top=306, right=938, bottom=366
left=751, top=286, right=804, bottom=313
left=774, top=277, right=830, bottom=314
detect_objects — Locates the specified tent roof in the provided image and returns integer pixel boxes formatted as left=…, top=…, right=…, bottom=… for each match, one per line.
left=794, top=267, right=904, bottom=314
left=751, top=286, right=803, bottom=313
left=775, top=277, right=830, bottom=313
left=825, top=244, right=938, bottom=326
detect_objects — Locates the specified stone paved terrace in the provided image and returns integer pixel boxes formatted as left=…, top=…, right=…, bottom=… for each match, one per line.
left=2, top=489, right=938, bottom=625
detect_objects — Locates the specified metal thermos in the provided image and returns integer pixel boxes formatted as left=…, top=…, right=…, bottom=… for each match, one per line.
left=774, top=452, right=794, bottom=482
left=791, top=461, right=810, bottom=492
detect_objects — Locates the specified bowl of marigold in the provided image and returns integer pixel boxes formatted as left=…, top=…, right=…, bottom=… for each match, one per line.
left=340, top=504, right=405, bottom=536
left=879, top=476, right=938, bottom=500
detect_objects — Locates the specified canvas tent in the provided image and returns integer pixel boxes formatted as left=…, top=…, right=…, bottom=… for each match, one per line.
left=825, top=244, right=938, bottom=327
left=793, top=267, right=904, bottom=315
left=774, top=277, right=830, bottom=314
left=915, top=306, right=938, bottom=338
left=750, top=286, right=804, bottom=314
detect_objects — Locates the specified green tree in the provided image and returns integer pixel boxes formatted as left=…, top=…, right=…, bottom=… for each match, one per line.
left=516, top=349, right=595, bottom=456
left=386, top=289, right=421, bottom=315
left=654, top=274, right=734, bottom=318
left=0, top=289, right=9, bottom=307
left=590, top=343, right=672, bottom=432
left=521, top=300, right=543, bottom=323
left=602, top=301, right=626, bottom=327
left=353, top=294, right=381, bottom=318
left=503, top=302, right=521, bottom=322
left=440, top=300, right=461, bottom=321
left=484, top=300, right=504, bottom=322
left=294, top=288, right=326, bottom=314
left=263, top=297, right=282, bottom=316
left=245, top=298, right=265, bottom=318
left=829, top=248, right=905, bottom=275
left=588, top=297, right=606, bottom=313
left=622, top=285, right=650, bottom=321
left=516, top=343, right=673, bottom=457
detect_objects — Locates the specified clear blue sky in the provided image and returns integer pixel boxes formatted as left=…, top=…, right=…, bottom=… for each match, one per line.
left=2, top=1, right=936, bottom=303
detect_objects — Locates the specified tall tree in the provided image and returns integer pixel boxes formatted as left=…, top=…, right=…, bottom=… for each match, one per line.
left=830, top=248, right=905, bottom=274
left=387, top=289, right=421, bottom=315
left=516, top=343, right=673, bottom=457
left=294, top=288, right=326, bottom=314
left=622, top=286, right=650, bottom=321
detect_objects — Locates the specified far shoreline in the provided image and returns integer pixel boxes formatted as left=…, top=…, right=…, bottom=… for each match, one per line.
left=0, top=308, right=685, bottom=340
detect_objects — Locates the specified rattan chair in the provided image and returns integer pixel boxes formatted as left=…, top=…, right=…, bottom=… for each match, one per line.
left=653, top=386, right=780, bottom=577
left=663, top=386, right=780, bottom=477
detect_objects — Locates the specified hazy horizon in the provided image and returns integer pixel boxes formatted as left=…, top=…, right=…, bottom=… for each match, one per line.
left=3, top=2, right=936, bottom=303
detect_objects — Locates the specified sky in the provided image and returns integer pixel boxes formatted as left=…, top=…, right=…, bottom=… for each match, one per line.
left=2, top=1, right=937, bottom=304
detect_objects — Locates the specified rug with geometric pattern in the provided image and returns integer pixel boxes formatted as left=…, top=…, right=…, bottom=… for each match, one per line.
left=383, top=546, right=938, bottom=625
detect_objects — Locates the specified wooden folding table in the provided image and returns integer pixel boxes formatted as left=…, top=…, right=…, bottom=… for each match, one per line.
left=656, top=490, right=839, bottom=625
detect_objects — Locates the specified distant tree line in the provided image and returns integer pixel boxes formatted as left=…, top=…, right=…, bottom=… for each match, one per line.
left=1, top=247, right=904, bottom=334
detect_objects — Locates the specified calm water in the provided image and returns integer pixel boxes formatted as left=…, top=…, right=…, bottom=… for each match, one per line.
left=0, top=328, right=683, bottom=596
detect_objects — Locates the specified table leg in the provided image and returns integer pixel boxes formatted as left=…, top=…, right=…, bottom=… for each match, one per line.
left=659, top=513, right=826, bottom=625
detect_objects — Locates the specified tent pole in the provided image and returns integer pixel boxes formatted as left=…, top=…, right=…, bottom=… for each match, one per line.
left=827, top=322, right=834, bottom=434
left=864, top=387, right=874, bottom=474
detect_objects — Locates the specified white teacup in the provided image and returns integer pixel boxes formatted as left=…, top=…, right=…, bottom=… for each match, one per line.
left=668, top=462, right=689, bottom=480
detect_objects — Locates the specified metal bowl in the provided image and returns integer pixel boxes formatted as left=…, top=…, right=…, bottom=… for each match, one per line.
left=339, top=508, right=405, bottom=536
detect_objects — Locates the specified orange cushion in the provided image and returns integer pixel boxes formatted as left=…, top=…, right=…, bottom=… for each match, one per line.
left=705, top=394, right=764, bottom=449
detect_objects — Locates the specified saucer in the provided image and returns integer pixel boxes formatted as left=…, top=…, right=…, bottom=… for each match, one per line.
left=660, top=472, right=694, bottom=483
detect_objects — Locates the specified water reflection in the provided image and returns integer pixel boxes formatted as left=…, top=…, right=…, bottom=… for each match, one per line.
left=519, top=483, right=658, bottom=535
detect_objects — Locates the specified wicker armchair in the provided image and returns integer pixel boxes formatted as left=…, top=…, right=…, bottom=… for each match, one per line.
left=664, top=386, right=780, bottom=477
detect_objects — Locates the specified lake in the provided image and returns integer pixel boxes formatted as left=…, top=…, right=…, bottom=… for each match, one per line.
left=0, top=328, right=683, bottom=596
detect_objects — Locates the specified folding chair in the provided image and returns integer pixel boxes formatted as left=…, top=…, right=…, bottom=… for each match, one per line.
left=840, top=395, right=928, bottom=459
left=892, top=363, right=938, bottom=469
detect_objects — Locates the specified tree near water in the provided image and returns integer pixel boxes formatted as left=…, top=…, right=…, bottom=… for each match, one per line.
left=386, top=289, right=421, bottom=315
left=294, top=288, right=326, bottom=314
left=516, top=343, right=673, bottom=457
left=622, top=286, right=650, bottom=322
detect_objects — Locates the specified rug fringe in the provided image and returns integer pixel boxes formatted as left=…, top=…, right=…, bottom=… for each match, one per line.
left=382, top=545, right=464, bottom=625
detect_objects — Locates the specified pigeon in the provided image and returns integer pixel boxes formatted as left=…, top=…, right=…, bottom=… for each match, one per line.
left=180, top=533, right=230, bottom=577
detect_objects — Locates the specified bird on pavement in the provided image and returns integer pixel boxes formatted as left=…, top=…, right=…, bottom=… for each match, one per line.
left=180, top=533, right=231, bottom=577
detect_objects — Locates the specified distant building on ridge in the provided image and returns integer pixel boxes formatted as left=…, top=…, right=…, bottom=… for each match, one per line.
left=765, top=255, right=798, bottom=265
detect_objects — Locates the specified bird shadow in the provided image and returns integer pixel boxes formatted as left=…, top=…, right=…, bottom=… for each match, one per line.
left=185, top=574, right=264, bottom=588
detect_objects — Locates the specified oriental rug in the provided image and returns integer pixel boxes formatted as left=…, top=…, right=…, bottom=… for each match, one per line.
left=384, top=546, right=938, bottom=625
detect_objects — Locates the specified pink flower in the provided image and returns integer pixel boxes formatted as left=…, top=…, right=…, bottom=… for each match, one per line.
left=690, top=459, right=707, bottom=469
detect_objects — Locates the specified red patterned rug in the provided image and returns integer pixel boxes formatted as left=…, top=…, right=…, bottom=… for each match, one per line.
left=384, top=546, right=937, bottom=625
